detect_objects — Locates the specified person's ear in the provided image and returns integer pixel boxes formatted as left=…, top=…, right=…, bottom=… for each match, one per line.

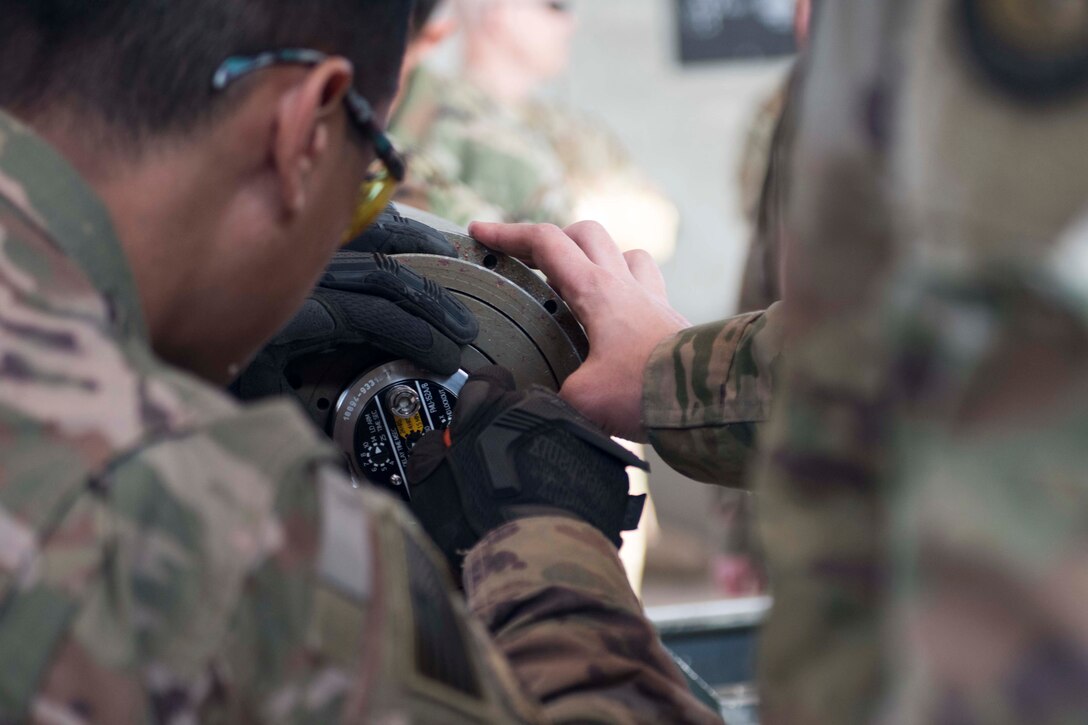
left=273, top=58, right=355, bottom=216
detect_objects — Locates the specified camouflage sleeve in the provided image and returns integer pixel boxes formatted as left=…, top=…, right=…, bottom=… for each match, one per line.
left=882, top=271, right=1088, bottom=725
left=464, top=517, right=723, bottom=724
left=642, top=303, right=783, bottom=486
left=886, top=416, right=1088, bottom=725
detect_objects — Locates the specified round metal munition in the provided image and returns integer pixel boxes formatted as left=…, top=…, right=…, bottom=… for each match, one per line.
left=333, top=361, right=468, bottom=496
left=392, top=203, right=590, bottom=382
left=397, top=253, right=587, bottom=390
left=331, top=204, right=590, bottom=497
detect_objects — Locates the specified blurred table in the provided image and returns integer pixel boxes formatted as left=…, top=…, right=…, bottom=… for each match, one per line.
left=650, top=596, right=770, bottom=724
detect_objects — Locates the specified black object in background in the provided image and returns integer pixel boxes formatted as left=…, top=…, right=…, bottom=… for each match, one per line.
left=676, top=0, right=796, bottom=64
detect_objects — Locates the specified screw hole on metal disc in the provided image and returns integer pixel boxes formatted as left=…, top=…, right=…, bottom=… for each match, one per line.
left=317, top=398, right=331, bottom=411
left=483, top=254, right=498, bottom=269
left=544, top=299, right=559, bottom=314
left=286, top=373, right=303, bottom=390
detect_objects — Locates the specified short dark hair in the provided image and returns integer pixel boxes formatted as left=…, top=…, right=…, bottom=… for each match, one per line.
left=411, top=0, right=444, bottom=36
left=0, top=0, right=412, bottom=144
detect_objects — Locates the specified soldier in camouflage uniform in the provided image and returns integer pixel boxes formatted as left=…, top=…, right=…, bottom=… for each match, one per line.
left=391, top=68, right=573, bottom=226
left=390, top=0, right=574, bottom=226
left=0, top=1, right=722, bottom=722
left=392, top=0, right=679, bottom=259
left=389, top=0, right=509, bottom=226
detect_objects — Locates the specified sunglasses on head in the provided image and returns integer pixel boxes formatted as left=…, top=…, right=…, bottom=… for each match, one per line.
left=212, top=48, right=406, bottom=241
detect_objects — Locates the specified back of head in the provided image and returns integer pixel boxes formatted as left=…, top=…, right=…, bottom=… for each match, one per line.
left=0, top=0, right=411, bottom=152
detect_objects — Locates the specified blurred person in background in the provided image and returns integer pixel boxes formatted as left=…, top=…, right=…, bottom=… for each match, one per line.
left=389, top=0, right=573, bottom=224
left=735, top=0, right=815, bottom=314
left=389, top=0, right=509, bottom=222
left=391, top=0, right=679, bottom=262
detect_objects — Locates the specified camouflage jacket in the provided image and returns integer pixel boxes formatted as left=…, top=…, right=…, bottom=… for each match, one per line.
left=389, top=68, right=572, bottom=226
left=0, top=111, right=719, bottom=724
left=641, top=4, right=896, bottom=722
left=880, top=255, right=1088, bottom=724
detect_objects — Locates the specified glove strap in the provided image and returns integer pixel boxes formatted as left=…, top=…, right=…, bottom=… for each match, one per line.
left=623, top=494, right=647, bottom=533
left=473, top=395, right=649, bottom=500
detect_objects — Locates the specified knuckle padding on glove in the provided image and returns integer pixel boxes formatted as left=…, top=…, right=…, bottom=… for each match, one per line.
left=342, top=205, right=459, bottom=258
left=500, top=428, right=631, bottom=543
left=441, top=417, right=639, bottom=548
left=469, top=398, right=644, bottom=542
left=324, top=289, right=435, bottom=351
left=321, top=290, right=463, bottom=375
left=275, top=299, right=337, bottom=345
left=322, top=254, right=478, bottom=345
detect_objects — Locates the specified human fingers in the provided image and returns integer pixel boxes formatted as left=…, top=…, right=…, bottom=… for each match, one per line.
left=469, top=222, right=569, bottom=267
left=624, top=249, right=667, bottom=298
left=469, top=222, right=601, bottom=302
left=564, top=220, right=630, bottom=277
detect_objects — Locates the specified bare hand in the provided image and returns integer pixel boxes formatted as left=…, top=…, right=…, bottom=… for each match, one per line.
left=469, top=221, right=690, bottom=442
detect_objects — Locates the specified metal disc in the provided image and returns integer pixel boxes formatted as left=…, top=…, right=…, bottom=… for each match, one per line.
left=327, top=205, right=590, bottom=494
left=333, top=360, right=468, bottom=495
left=398, top=254, right=587, bottom=390
left=392, top=203, right=590, bottom=391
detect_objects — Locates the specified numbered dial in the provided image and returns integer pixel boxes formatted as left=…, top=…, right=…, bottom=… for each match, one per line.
left=334, top=362, right=467, bottom=502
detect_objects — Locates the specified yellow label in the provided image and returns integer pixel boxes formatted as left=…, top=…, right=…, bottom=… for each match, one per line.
left=396, top=413, right=425, bottom=440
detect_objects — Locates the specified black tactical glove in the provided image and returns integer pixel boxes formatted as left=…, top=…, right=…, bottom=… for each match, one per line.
left=234, top=250, right=478, bottom=398
left=406, top=366, right=648, bottom=574
left=342, top=204, right=458, bottom=257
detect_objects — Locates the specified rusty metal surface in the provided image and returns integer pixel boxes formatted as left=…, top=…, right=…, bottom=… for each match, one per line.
left=397, top=253, right=587, bottom=390
left=393, top=203, right=590, bottom=390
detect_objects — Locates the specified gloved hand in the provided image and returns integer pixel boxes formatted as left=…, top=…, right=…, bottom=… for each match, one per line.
left=233, top=250, right=478, bottom=399
left=407, top=366, right=648, bottom=574
left=342, top=204, right=459, bottom=257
